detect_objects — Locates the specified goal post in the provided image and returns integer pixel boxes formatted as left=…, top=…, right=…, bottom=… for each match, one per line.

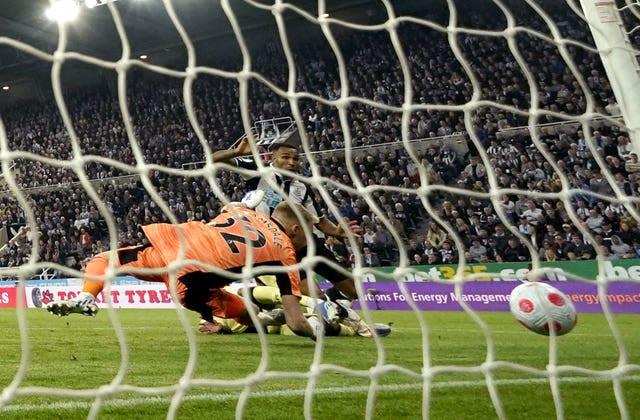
left=579, top=0, right=640, bottom=152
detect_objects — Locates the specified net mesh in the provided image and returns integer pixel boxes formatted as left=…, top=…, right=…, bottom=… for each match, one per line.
left=0, top=0, right=639, bottom=418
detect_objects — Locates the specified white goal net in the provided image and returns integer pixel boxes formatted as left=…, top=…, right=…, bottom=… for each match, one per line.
left=0, top=0, right=639, bottom=419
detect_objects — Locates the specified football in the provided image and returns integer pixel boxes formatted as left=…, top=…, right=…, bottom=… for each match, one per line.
left=509, top=281, right=577, bottom=336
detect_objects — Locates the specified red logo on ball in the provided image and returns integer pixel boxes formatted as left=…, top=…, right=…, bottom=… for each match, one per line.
left=519, top=298, right=534, bottom=313
left=547, top=293, right=565, bottom=307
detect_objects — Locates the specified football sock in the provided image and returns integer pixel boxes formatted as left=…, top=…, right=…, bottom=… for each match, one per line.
left=337, top=323, right=356, bottom=336
left=251, top=286, right=282, bottom=307
left=82, top=255, right=109, bottom=297
left=252, top=286, right=322, bottom=311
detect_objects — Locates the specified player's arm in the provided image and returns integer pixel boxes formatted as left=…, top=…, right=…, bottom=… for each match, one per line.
left=281, top=294, right=316, bottom=337
left=272, top=271, right=318, bottom=338
left=315, top=217, right=362, bottom=239
left=211, top=137, right=252, bottom=163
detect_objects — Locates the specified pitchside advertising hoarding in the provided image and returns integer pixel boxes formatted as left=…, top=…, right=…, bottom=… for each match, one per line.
left=25, top=284, right=176, bottom=309
left=12, top=259, right=640, bottom=313
left=0, top=287, right=19, bottom=308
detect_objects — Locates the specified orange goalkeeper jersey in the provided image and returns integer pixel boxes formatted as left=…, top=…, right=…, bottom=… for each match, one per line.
left=141, top=208, right=301, bottom=296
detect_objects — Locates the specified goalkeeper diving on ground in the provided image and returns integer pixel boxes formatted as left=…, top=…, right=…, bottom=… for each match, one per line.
left=46, top=193, right=390, bottom=339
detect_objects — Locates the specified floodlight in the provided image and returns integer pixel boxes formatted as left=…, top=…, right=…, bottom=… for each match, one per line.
left=45, top=0, right=81, bottom=22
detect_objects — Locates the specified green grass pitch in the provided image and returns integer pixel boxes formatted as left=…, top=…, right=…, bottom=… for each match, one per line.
left=0, top=308, right=638, bottom=419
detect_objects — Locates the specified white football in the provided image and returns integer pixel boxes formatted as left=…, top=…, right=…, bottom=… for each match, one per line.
left=509, top=282, right=577, bottom=336
left=241, top=190, right=265, bottom=209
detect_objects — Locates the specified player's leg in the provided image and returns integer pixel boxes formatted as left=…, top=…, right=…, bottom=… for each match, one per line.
left=325, top=279, right=357, bottom=310
left=246, top=281, right=324, bottom=312
left=253, top=275, right=382, bottom=338
left=46, top=244, right=164, bottom=317
left=307, top=241, right=384, bottom=336
left=233, top=282, right=384, bottom=338
left=311, top=240, right=357, bottom=307
left=295, top=237, right=382, bottom=336
left=47, top=252, right=109, bottom=316
left=243, top=282, right=343, bottom=330
left=45, top=251, right=111, bottom=316
left=299, top=235, right=358, bottom=300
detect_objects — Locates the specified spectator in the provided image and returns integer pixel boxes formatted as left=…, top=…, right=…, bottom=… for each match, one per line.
left=585, top=209, right=604, bottom=234
left=553, top=235, right=569, bottom=260
left=633, top=240, right=640, bottom=258
left=624, top=153, right=640, bottom=174
left=406, top=238, right=425, bottom=259
left=560, top=223, right=575, bottom=241
left=618, top=221, right=639, bottom=246
left=599, top=245, right=616, bottom=260
left=425, top=252, right=441, bottom=265
left=460, top=156, right=486, bottom=186
left=439, top=241, right=458, bottom=264
left=411, top=253, right=427, bottom=265
left=373, top=224, right=395, bottom=258
left=362, top=226, right=377, bottom=249
left=609, top=235, right=636, bottom=259
left=521, top=201, right=543, bottom=223
left=468, top=239, right=487, bottom=261
left=425, top=221, right=448, bottom=250
left=79, top=228, right=93, bottom=253
left=362, top=247, right=381, bottom=267
left=564, top=234, right=596, bottom=260
left=540, top=240, right=557, bottom=261
left=502, top=238, right=530, bottom=262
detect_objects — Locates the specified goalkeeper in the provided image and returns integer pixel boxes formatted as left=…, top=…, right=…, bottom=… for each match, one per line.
left=212, top=137, right=362, bottom=316
left=46, top=201, right=329, bottom=339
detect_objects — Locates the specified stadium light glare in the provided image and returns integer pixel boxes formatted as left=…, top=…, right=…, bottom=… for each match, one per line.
left=85, top=0, right=98, bottom=8
left=45, top=0, right=81, bottom=22
left=2, top=86, right=9, bottom=91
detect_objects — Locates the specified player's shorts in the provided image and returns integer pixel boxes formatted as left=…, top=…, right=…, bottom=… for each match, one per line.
left=117, top=243, right=170, bottom=284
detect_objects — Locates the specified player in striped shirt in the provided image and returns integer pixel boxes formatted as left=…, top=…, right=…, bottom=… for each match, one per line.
left=212, top=137, right=362, bottom=312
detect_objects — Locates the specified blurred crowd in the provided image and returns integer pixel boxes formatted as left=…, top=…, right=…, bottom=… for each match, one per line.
left=1, top=4, right=639, bottom=277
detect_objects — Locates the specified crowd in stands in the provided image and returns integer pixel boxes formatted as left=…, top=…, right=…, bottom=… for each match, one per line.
left=0, top=3, right=639, bottom=277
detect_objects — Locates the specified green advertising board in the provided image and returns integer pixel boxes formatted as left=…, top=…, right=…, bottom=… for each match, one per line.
left=355, top=259, right=640, bottom=283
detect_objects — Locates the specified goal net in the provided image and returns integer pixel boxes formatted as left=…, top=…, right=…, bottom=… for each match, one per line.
left=0, top=0, right=639, bottom=418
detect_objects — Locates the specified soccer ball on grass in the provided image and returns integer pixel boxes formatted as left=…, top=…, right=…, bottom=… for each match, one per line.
left=509, top=281, right=577, bottom=336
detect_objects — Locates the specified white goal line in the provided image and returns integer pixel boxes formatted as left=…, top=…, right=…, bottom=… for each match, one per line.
left=2, top=374, right=638, bottom=413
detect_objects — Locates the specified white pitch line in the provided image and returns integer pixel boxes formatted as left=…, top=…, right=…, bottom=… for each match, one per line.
left=1, top=375, right=639, bottom=413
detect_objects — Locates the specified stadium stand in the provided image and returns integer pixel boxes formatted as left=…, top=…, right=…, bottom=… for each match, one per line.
left=0, top=4, right=639, bottom=278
